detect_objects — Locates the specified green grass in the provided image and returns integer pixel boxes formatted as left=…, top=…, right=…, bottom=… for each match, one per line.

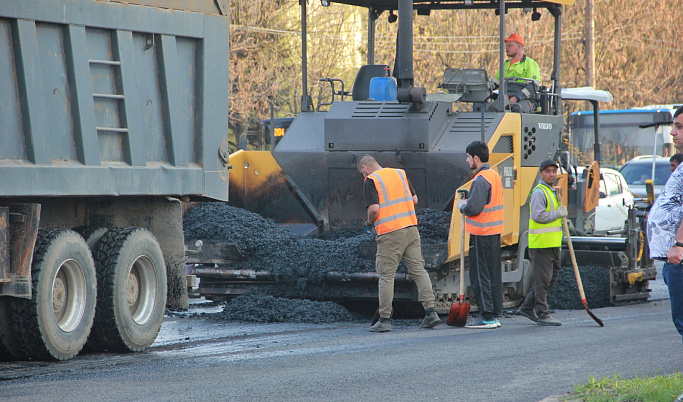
left=570, top=373, right=683, bottom=401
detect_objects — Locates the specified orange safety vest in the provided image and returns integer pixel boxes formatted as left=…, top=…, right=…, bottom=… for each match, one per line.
left=367, top=168, right=417, bottom=235
left=464, top=168, right=504, bottom=235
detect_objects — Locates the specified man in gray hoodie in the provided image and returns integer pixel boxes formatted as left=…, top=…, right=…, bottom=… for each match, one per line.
left=518, top=159, right=567, bottom=326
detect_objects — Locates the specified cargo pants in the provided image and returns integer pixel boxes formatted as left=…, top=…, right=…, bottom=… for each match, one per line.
left=521, top=247, right=561, bottom=319
left=375, top=225, right=435, bottom=318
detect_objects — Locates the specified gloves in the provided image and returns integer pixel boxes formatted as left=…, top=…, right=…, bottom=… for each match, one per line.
left=364, top=220, right=374, bottom=234
left=457, top=199, right=467, bottom=211
left=556, top=206, right=568, bottom=218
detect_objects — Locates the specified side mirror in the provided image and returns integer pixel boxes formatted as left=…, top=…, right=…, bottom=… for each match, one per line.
left=599, top=191, right=607, bottom=199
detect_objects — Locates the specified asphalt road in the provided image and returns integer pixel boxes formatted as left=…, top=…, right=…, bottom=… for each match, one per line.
left=1, top=297, right=681, bottom=401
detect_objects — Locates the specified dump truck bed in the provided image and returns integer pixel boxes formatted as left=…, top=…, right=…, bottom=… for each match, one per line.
left=0, top=0, right=229, bottom=201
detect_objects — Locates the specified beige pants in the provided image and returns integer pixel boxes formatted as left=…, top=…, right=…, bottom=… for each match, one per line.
left=375, top=225, right=435, bottom=318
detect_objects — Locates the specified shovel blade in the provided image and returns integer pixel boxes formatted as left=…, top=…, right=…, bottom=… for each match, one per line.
left=455, top=302, right=470, bottom=327
left=447, top=302, right=470, bottom=326
left=447, top=303, right=461, bottom=326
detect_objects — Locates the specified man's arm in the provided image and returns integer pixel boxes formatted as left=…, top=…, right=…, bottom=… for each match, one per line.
left=364, top=178, right=380, bottom=225
left=529, top=189, right=562, bottom=224
left=666, top=221, right=683, bottom=264
left=460, top=176, right=490, bottom=216
left=367, top=204, right=379, bottom=225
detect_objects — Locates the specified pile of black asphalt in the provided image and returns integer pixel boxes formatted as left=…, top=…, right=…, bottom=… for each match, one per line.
left=547, top=265, right=611, bottom=310
left=213, top=294, right=356, bottom=323
left=183, top=202, right=613, bottom=322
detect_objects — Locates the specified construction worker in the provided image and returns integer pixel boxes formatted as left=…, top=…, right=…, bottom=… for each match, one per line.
left=357, top=154, right=441, bottom=333
left=491, top=33, right=541, bottom=113
left=648, top=105, right=683, bottom=343
left=458, top=141, right=504, bottom=329
left=518, top=159, right=567, bottom=326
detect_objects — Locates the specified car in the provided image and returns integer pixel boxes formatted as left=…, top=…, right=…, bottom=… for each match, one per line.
left=574, top=167, right=634, bottom=233
left=595, top=168, right=635, bottom=233
left=617, top=156, right=672, bottom=201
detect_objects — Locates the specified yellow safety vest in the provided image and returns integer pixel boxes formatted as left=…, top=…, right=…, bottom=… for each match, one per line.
left=528, top=183, right=563, bottom=249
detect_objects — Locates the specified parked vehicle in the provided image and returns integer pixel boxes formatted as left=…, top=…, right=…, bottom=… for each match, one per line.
left=0, top=0, right=230, bottom=361
left=618, top=156, right=672, bottom=201
left=572, top=167, right=634, bottom=234
left=595, top=169, right=634, bottom=233
left=568, top=106, right=679, bottom=169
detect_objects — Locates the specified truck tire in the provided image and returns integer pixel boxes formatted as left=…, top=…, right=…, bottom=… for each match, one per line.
left=8, top=229, right=97, bottom=361
left=72, top=226, right=109, bottom=250
left=90, top=227, right=166, bottom=352
left=0, top=297, right=20, bottom=361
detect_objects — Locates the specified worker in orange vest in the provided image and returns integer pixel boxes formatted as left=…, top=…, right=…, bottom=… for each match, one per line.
left=358, top=154, right=441, bottom=333
left=458, top=141, right=504, bottom=329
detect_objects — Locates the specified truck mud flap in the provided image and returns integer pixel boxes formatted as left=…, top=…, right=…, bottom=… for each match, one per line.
left=0, top=203, right=40, bottom=298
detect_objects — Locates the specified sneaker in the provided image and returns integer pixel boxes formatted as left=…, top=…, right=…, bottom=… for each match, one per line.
left=495, top=318, right=501, bottom=328
left=537, top=315, right=562, bottom=326
left=518, top=307, right=538, bottom=323
left=420, top=311, right=442, bottom=329
left=370, top=318, right=392, bottom=332
left=465, top=317, right=497, bottom=329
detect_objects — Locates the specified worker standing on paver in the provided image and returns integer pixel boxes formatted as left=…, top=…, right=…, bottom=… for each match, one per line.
left=357, top=154, right=441, bottom=333
left=458, top=141, right=504, bottom=329
left=518, top=159, right=566, bottom=326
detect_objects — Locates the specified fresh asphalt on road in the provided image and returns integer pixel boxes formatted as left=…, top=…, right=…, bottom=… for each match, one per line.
left=2, top=293, right=681, bottom=401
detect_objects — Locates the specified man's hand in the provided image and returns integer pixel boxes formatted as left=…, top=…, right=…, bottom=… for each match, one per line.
left=510, top=96, right=519, bottom=103
left=667, top=245, right=683, bottom=265
left=457, top=199, right=467, bottom=211
left=363, top=220, right=374, bottom=234
left=556, top=206, right=568, bottom=218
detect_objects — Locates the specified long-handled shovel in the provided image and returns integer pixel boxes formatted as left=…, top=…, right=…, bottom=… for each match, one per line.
left=560, top=203, right=604, bottom=327
left=448, top=191, right=470, bottom=326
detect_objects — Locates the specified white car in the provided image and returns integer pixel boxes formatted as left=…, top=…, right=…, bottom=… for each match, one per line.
left=574, top=167, right=634, bottom=233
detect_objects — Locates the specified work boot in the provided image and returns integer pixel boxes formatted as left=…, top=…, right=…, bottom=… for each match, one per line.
left=420, top=309, right=442, bottom=329
left=537, top=315, right=562, bottom=326
left=518, top=307, right=538, bottom=323
left=370, top=318, right=392, bottom=332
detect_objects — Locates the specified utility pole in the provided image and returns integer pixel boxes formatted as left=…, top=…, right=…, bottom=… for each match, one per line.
left=585, top=0, right=594, bottom=88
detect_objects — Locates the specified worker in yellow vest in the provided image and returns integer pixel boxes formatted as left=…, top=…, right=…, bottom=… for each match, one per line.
left=458, top=141, right=504, bottom=329
left=357, top=154, right=441, bottom=333
left=518, top=159, right=567, bottom=326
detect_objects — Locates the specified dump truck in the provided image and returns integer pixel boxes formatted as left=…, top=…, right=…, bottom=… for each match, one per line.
left=193, top=0, right=655, bottom=312
left=0, top=0, right=229, bottom=360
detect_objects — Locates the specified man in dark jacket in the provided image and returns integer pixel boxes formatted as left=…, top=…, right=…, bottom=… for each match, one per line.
left=458, top=141, right=504, bottom=329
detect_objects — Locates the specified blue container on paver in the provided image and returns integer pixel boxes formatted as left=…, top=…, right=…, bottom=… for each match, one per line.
left=368, top=77, right=397, bottom=101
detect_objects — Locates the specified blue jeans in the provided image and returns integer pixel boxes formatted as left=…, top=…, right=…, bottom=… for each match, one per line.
left=662, top=262, right=683, bottom=341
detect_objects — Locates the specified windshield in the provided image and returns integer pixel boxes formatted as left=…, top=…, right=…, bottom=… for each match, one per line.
left=569, top=111, right=674, bottom=169
left=619, top=162, right=672, bottom=185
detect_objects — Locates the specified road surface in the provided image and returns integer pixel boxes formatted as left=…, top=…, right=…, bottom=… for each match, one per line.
left=1, top=296, right=680, bottom=401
